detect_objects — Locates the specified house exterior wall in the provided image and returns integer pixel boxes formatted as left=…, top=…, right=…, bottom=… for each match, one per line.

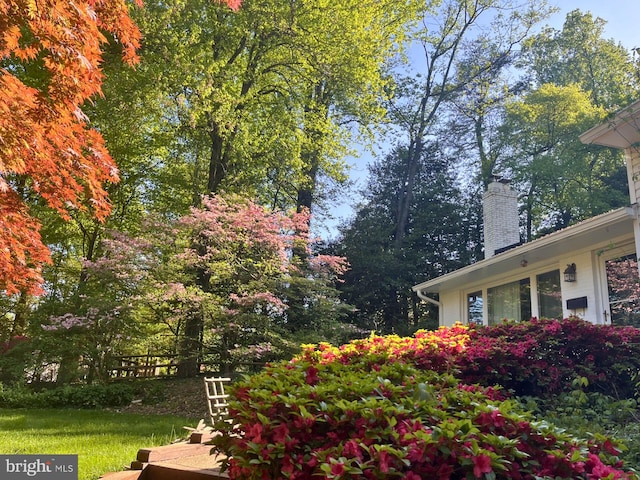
left=560, top=249, right=599, bottom=323
left=437, top=232, right=634, bottom=327
left=626, top=147, right=640, bottom=282
left=439, top=290, right=463, bottom=327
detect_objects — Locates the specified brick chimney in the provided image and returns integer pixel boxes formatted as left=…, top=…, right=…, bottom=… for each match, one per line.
left=483, top=176, right=520, bottom=259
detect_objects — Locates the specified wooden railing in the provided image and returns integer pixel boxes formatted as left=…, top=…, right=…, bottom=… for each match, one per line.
left=107, top=354, right=179, bottom=379
left=106, top=354, right=264, bottom=379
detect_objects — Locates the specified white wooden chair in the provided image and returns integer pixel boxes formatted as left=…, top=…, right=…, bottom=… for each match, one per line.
left=204, top=376, right=231, bottom=425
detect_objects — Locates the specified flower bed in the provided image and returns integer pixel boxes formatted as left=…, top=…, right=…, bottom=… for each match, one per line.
left=213, top=319, right=639, bottom=479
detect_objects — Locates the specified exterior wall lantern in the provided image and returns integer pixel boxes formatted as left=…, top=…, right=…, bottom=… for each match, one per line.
left=564, top=263, right=577, bottom=282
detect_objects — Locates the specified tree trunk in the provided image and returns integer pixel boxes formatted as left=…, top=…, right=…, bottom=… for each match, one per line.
left=207, top=121, right=229, bottom=194
left=296, top=83, right=328, bottom=214
left=174, top=119, right=233, bottom=378
left=296, top=166, right=317, bottom=214
left=475, top=116, right=497, bottom=189
left=394, top=136, right=423, bottom=249
left=10, top=291, right=30, bottom=336
left=525, top=182, right=536, bottom=241
left=176, top=312, right=203, bottom=378
left=56, top=348, right=81, bottom=385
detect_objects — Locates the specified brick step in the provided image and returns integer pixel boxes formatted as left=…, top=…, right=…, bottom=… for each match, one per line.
left=136, top=442, right=212, bottom=463
left=139, top=462, right=228, bottom=480
left=189, top=431, right=217, bottom=444
left=99, top=470, right=142, bottom=480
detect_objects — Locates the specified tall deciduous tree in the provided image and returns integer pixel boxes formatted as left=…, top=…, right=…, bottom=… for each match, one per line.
left=502, top=83, right=627, bottom=239
left=129, top=0, right=422, bottom=216
left=0, top=0, right=142, bottom=295
left=385, top=0, right=551, bottom=251
left=503, top=11, right=639, bottom=238
left=116, top=0, right=423, bottom=369
left=521, top=10, right=639, bottom=110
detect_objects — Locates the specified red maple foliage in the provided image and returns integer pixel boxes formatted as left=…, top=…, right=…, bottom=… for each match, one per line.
left=0, top=0, right=142, bottom=295
left=0, top=0, right=240, bottom=295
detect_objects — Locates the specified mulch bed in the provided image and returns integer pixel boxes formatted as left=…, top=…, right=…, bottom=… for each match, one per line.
left=116, top=377, right=212, bottom=420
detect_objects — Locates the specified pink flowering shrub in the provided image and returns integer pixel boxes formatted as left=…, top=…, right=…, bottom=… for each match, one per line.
left=213, top=320, right=637, bottom=479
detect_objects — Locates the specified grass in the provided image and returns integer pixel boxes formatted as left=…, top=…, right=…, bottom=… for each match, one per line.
left=0, top=408, right=200, bottom=480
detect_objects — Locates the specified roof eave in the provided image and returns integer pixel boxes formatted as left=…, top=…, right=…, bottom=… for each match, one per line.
left=412, top=206, right=637, bottom=294
left=580, top=100, right=640, bottom=148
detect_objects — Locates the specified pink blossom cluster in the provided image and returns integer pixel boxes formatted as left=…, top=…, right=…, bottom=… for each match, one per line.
left=229, top=291, right=287, bottom=315
left=230, top=342, right=274, bottom=360
left=42, top=313, right=95, bottom=331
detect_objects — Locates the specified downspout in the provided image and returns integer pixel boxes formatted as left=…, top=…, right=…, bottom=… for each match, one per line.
left=415, top=289, right=441, bottom=307
left=415, top=289, right=443, bottom=326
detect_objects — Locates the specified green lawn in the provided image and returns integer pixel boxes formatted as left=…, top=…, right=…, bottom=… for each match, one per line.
left=0, top=409, right=200, bottom=480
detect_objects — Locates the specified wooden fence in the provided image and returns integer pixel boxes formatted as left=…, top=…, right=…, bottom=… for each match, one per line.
left=106, top=354, right=264, bottom=380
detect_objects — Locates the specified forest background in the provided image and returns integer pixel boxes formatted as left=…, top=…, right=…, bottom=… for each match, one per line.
left=2, top=0, right=640, bottom=385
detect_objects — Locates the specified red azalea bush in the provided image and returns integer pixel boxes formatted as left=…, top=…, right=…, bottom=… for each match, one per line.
left=456, top=318, right=640, bottom=398
left=213, top=319, right=639, bottom=479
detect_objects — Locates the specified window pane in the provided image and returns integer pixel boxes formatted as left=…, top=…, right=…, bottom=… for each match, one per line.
left=467, top=291, right=483, bottom=325
left=488, top=279, right=531, bottom=325
left=537, top=270, right=562, bottom=319
left=606, top=254, right=640, bottom=327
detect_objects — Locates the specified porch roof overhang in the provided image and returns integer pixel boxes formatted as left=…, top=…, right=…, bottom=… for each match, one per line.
left=412, top=206, right=637, bottom=294
left=580, top=100, right=640, bottom=148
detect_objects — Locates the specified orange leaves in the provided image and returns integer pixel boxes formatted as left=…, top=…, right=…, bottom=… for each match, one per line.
left=0, top=191, right=51, bottom=295
left=0, top=0, right=140, bottom=294
left=214, top=0, right=242, bottom=11
left=2, top=24, right=21, bottom=53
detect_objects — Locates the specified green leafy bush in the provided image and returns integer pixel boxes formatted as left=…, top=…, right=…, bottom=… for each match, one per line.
left=0, top=384, right=44, bottom=408
left=45, top=383, right=135, bottom=408
left=213, top=321, right=636, bottom=479
left=0, top=336, right=31, bottom=385
left=0, top=383, right=135, bottom=408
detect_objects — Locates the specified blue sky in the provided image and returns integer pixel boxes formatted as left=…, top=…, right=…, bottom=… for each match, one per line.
left=317, top=1, right=640, bottom=240
left=554, top=0, right=638, bottom=50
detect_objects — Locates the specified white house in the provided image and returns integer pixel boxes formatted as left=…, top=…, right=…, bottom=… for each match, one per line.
left=412, top=100, right=640, bottom=327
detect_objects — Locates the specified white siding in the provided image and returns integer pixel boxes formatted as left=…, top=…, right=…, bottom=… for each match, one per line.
left=627, top=147, right=640, bottom=282
left=440, top=290, right=463, bottom=327
left=559, top=250, right=599, bottom=323
left=437, top=233, right=634, bottom=326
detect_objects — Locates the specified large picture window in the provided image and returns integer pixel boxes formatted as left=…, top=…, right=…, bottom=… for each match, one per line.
left=487, top=278, right=531, bottom=325
left=537, top=270, right=562, bottom=319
